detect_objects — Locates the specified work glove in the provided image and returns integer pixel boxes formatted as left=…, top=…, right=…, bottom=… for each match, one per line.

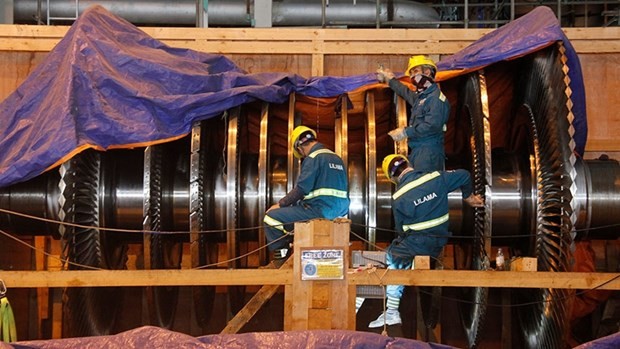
left=376, top=67, right=395, bottom=83
left=388, top=127, right=407, bottom=142
left=464, top=194, right=485, bottom=207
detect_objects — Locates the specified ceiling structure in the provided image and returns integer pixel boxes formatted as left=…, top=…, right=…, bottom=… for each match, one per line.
left=5, top=0, right=620, bottom=28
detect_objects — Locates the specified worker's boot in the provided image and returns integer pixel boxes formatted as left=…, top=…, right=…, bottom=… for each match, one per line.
left=271, top=248, right=291, bottom=268
left=273, top=248, right=289, bottom=260
left=260, top=248, right=291, bottom=269
left=368, top=309, right=401, bottom=328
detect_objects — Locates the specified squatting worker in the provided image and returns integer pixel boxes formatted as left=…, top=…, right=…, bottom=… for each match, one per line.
left=365, top=154, right=484, bottom=328
left=263, top=125, right=350, bottom=260
left=376, top=55, right=450, bottom=172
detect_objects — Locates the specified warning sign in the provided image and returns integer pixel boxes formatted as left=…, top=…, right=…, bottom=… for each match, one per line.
left=300, top=249, right=344, bottom=280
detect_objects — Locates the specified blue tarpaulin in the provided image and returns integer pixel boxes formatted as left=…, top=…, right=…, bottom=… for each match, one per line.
left=4, top=326, right=457, bottom=349
left=436, top=5, right=587, bottom=155
left=0, top=5, right=586, bottom=188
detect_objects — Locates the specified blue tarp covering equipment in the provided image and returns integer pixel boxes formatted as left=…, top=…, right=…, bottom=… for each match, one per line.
left=2, top=326, right=458, bottom=348
left=0, top=5, right=586, bottom=189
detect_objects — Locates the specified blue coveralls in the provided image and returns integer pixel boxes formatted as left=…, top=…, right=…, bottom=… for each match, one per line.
left=263, top=143, right=350, bottom=251
left=385, top=169, right=473, bottom=301
left=388, top=79, right=450, bottom=172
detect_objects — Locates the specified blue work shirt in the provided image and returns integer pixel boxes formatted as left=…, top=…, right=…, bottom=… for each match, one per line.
left=388, top=79, right=450, bottom=172
left=392, top=169, right=472, bottom=236
left=296, top=143, right=350, bottom=219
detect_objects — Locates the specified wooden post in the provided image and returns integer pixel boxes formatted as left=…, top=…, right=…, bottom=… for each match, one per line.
left=284, top=218, right=355, bottom=331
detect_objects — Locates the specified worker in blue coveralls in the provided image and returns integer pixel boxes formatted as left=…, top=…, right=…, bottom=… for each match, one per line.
left=376, top=55, right=450, bottom=172
left=365, top=154, right=484, bottom=328
left=263, top=125, right=350, bottom=261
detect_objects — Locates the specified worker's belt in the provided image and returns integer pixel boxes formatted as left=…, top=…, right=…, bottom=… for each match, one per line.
left=402, top=213, right=449, bottom=232
left=308, top=149, right=335, bottom=158
left=393, top=171, right=440, bottom=200
left=304, top=188, right=347, bottom=200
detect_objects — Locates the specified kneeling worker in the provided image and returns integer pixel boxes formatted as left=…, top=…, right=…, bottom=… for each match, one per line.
left=263, top=125, right=350, bottom=261
left=367, top=154, right=484, bottom=328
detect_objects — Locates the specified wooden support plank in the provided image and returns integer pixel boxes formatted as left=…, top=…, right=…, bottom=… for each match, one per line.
left=562, top=27, right=620, bottom=40
left=312, top=53, right=324, bottom=76
left=510, top=257, right=537, bottom=271
left=312, top=281, right=330, bottom=309
left=413, top=256, right=430, bottom=270
left=140, top=27, right=493, bottom=42
left=285, top=219, right=313, bottom=331
left=34, top=236, right=48, bottom=339
left=0, top=25, right=618, bottom=54
left=570, top=41, right=620, bottom=53
left=48, top=239, right=62, bottom=339
left=349, top=270, right=620, bottom=290
left=286, top=219, right=353, bottom=331
left=1, top=269, right=619, bottom=289
left=2, top=26, right=492, bottom=42
left=51, top=289, right=62, bottom=339
left=0, top=38, right=62, bottom=51
left=0, top=269, right=291, bottom=288
left=149, top=40, right=475, bottom=55
left=308, top=308, right=331, bottom=330
left=0, top=24, right=70, bottom=37
left=332, top=218, right=355, bottom=330
left=221, top=258, right=293, bottom=334
left=283, top=283, right=293, bottom=330
left=585, top=139, right=620, bottom=152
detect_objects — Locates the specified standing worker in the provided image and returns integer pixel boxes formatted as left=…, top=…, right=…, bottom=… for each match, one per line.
left=263, top=125, right=350, bottom=262
left=367, top=154, right=483, bottom=328
left=376, top=55, right=450, bottom=172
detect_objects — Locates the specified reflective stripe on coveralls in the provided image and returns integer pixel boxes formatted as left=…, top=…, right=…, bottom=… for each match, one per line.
left=305, top=148, right=347, bottom=200
left=304, top=188, right=347, bottom=200
left=402, top=213, right=449, bottom=232
left=308, top=149, right=334, bottom=158
left=263, top=215, right=287, bottom=232
left=392, top=171, right=440, bottom=200
left=390, top=170, right=447, bottom=233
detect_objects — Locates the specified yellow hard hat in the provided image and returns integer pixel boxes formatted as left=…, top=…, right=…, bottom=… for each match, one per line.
left=382, top=154, right=409, bottom=183
left=290, top=125, right=317, bottom=159
left=406, top=55, right=437, bottom=76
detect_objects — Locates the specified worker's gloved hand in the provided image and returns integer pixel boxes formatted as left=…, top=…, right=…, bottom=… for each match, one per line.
left=376, top=68, right=395, bottom=83
left=388, top=127, right=407, bottom=142
left=266, top=203, right=280, bottom=212
left=464, top=194, right=485, bottom=207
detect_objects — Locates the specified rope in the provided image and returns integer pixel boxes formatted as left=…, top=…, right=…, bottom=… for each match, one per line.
left=0, top=228, right=289, bottom=271
left=1, top=206, right=618, bottom=238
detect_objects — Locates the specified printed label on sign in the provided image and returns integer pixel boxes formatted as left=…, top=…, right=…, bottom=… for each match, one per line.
left=300, top=249, right=344, bottom=280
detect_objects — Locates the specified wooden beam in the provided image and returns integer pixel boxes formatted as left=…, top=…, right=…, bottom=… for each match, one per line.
left=348, top=270, right=620, bottom=290
left=1, top=269, right=618, bottom=290
left=585, top=139, right=620, bottom=152
left=221, top=258, right=293, bottom=334
left=0, top=25, right=617, bottom=54
left=34, top=236, right=48, bottom=339
left=285, top=219, right=354, bottom=331
left=0, top=269, right=291, bottom=288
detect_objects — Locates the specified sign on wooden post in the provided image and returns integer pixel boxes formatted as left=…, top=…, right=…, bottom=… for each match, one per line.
left=284, top=218, right=355, bottom=331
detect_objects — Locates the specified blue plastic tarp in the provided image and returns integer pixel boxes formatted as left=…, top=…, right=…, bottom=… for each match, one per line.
left=4, top=324, right=618, bottom=348
left=0, top=5, right=586, bottom=188
left=436, top=6, right=587, bottom=155
left=6, top=326, right=457, bottom=349
left=572, top=331, right=620, bottom=349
